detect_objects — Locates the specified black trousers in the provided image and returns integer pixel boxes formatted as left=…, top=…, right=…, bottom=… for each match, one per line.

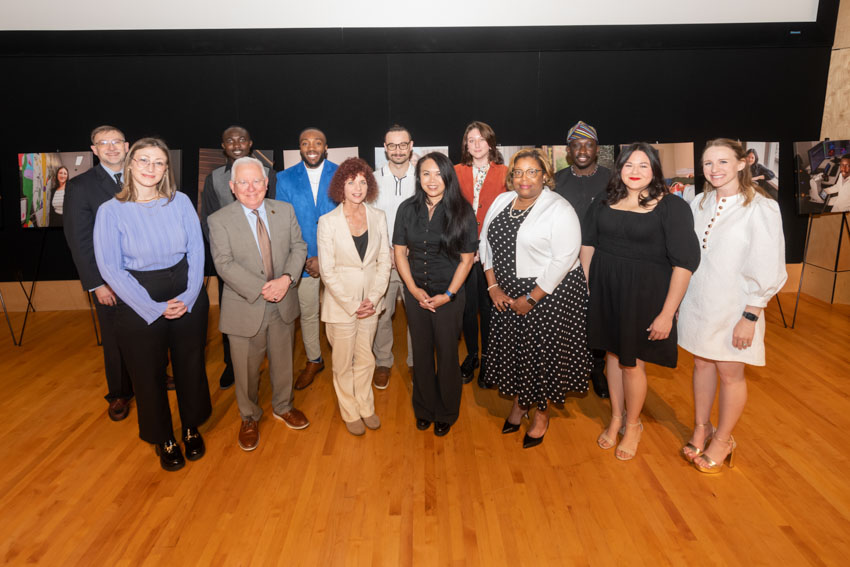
left=115, top=258, right=212, bottom=444
left=461, top=261, right=492, bottom=360
left=93, top=297, right=133, bottom=401
left=405, top=287, right=465, bottom=424
left=217, top=275, right=233, bottom=370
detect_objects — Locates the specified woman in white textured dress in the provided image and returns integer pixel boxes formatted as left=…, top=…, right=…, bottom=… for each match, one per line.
left=678, top=138, right=787, bottom=473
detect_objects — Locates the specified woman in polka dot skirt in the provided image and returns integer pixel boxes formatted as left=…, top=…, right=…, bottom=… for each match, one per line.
left=479, top=149, right=592, bottom=449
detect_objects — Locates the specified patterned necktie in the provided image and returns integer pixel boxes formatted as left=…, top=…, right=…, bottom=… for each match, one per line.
left=252, top=209, right=274, bottom=281
left=114, top=172, right=123, bottom=188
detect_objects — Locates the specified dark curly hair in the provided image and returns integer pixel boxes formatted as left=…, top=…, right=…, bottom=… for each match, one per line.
left=606, top=142, right=668, bottom=208
left=327, top=157, right=379, bottom=204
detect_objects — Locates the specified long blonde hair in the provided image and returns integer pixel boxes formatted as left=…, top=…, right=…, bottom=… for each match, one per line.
left=699, top=138, right=770, bottom=209
left=116, top=137, right=177, bottom=203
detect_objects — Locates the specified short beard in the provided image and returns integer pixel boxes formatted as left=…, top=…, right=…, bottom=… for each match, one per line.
left=302, top=151, right=327, bottom=169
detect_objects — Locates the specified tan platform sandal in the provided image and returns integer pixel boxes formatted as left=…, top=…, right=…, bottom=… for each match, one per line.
left=693, top=435, right=736, bottom=474
left=681, top=422, right=714, bottom=463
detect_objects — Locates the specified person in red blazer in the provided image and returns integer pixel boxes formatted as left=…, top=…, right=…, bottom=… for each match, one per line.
left=453, top=121, right=508, bottom=388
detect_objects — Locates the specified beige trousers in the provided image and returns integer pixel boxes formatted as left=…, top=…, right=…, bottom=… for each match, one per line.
left=297, top=275, right=322, bottom=361
left=326, top=316, right=379, bottom=423
left=372, top=269, right=413, bottom=368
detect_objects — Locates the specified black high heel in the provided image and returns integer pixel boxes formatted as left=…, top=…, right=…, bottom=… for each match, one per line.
left=502, top=412, right=528, bottom=434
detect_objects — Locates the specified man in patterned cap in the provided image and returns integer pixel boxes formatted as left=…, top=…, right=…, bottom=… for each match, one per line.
left=554, top=120, right=610, bottom=398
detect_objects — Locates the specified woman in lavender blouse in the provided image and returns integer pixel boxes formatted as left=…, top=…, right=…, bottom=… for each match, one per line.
left=94, top=137, right=211, bottom=472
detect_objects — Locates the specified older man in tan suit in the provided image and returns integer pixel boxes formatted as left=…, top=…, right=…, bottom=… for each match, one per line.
left=208, top=156, right=308, bottom=451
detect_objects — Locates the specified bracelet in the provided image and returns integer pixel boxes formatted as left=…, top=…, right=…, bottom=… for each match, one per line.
left=487, top=283, right=499, bottom=291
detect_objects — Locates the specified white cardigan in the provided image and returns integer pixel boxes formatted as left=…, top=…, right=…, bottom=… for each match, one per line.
left=479, top=189, right=581, bottom=294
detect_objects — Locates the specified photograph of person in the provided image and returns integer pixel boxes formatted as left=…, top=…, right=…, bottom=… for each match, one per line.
left=744, top=142, right=779, bottom=201
left=18, top=151, right=94, bottom=228
left=795, top=139, right=850, bottom=214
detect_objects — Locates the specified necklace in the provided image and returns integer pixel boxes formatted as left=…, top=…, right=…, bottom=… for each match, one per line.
left=570, top=164, right=599, bottom=177
left=509, top=194, right=540, bottom=218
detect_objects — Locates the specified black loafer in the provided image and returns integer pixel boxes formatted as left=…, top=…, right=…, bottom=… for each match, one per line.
left=182, top=427, right=205, bottom=461
left=219, top=366, right=235, bottom=390
left=460, top=354, right=479, bottom=380
left=416, top=418, right=432, bottom=431
left=155, top=439, right=186, bottom=471
left=434, top=422, right=451, bottom=437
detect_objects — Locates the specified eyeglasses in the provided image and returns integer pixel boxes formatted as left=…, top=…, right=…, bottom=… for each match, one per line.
left=94, top=139, right=125, bottom=147
left=133, top=157, right=167, bottom=170
left=234, top=179, right=266, bottom=189
left=511, top=168, right=543, bottom=179
left=386, top=142, right=410, bottom=151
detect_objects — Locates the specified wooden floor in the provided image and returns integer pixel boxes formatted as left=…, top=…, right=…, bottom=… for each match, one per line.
left=1, top=292, right=849, bottom=566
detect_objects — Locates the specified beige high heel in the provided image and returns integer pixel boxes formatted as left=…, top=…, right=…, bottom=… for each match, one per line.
left=681, top=422, right=714, bottom=463
left=615, top=420, right=643, bottom=461
left=597, top=413, right=626, bottom=450
left=693, top=435, right=736, bottom=474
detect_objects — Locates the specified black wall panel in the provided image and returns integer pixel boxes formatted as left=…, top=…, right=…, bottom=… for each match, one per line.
left=0, top=19, right=837, bottom=281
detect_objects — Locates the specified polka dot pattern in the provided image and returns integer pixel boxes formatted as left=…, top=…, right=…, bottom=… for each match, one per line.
left=483, top=206, right=592, bottom=410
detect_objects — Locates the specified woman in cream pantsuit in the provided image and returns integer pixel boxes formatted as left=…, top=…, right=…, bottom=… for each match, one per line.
left=318, top=158, right=391, bottom=436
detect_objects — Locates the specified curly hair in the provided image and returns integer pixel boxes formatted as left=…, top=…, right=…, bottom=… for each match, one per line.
left=606, top=142, right=668, bottom=208
left=505, top=148, right=555, bottom=191
left=327, top=157, right=378, bottom=204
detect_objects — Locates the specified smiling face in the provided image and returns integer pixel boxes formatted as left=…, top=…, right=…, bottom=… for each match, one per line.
left=299, top=129, right=327, bottom=169
left=418, top=158, right=446, bottom=203
left=621, top=150, right=653, bottom=192
left=91, top=129, right=128, bottom=171
left=343, top=174, right=369, bottom=205
left=222, top=127, right=253, bottom=162
left=56, top=167, right=69, bottom=184
left=465, top=128, right=491, bottom=163
left=840, top=157, right=850, bottom=179
left=129, top=146, right=168, bottom=192
left=702, top=146, right=746, bottom=193
left=230, top=161, right=268, bottom=210
left=384, top=130, right=413, bottom=166
left=746, top=151, right=756, bottom=166
left=511, top=156, right=546, bottom=201
left=568, top=138, right=598, bottom=171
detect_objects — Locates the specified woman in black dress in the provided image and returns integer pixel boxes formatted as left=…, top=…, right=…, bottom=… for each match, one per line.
left=480, top=149, right=592, bottom=448
left=580, top=142, right=700, bottom=461
left=393, top=152, right=477, bottom=437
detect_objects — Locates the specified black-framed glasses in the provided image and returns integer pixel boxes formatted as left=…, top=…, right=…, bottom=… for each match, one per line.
left=511, top=168, right=543, bottom=179
left=386, top=142, right=410, bottom=151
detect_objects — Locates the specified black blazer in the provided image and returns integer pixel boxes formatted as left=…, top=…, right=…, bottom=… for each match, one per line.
left=63, top=165, right=122, bottom=290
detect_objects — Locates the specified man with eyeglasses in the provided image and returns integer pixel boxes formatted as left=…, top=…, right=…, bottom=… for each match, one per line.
left=371, top=125, right=416, bottom=388
left=553, top=120, right=611, bottom=399
left=275, top=128, right=338, bottom=390
left=208, top=157, right=309, bottom=450
left=64, top=125, right=135, bottom=421
left=200, top=125, right=275, bottom=390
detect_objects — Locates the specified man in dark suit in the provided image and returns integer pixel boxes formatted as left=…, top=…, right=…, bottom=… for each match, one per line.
left=63, top=125, right=134, bottom=420
left=208, top=156, right=309, bottom=451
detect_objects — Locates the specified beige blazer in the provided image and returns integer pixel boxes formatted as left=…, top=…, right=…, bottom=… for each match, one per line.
left=208, top=199, right=308, bottom=337
left=317, top=203, right=391, bottom=324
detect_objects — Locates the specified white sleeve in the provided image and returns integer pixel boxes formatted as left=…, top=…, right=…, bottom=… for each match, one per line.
left=743, top=198, right=787, bottom=307
left=535, top=201, right=582, bottom=294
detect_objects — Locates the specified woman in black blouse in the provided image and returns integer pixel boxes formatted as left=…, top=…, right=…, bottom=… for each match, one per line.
left=580, top=142, right=700, bottom=461
left=393, top=152, right=477, bottom=437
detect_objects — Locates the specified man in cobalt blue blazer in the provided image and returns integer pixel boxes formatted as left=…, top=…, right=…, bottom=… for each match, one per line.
left=275, top=128, right=338, bottom=389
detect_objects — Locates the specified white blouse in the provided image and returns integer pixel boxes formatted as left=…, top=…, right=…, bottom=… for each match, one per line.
left=677, top=191, right=787, bottom=365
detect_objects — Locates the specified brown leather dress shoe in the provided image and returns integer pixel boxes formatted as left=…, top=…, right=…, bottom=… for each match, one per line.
left=273, top=408, right=310, bottom=430
left=238, top=418, right=259, bottom=451
left=294, top=361, right=324, bottom=390
left=373, top=366, right=391, bottom=390
left=107, top=397, right=131, bottom=421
